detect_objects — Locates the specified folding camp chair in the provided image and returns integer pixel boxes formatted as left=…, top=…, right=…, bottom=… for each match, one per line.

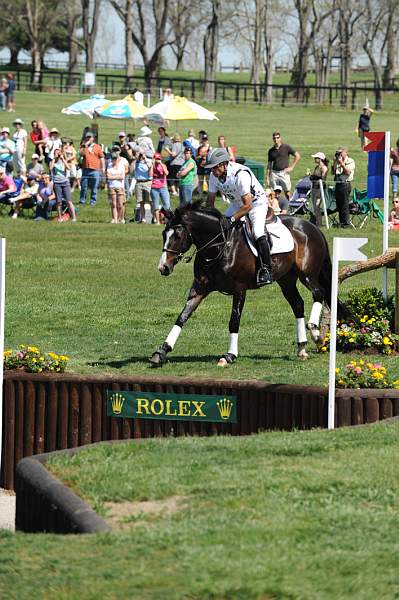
left=349, top=188, right=384, bottom=229
left=0, top=177, right=24, bottom=216
left=316, top=184, right=339, bottom=227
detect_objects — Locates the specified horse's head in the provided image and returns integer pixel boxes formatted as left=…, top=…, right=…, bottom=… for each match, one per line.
left=158, top=209, right=193, bottom=276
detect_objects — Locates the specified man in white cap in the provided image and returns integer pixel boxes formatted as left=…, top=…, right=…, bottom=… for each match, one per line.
left=27, top=153, right=44, bottom=179
left=136, top=126, right=155, bottom=157
left=12, top=118, right=28, bottom=173
left=0, top=126, right=15, bottom=173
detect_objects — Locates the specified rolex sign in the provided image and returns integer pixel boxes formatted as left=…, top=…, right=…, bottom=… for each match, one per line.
left=107, top=390, right=237, bottom=423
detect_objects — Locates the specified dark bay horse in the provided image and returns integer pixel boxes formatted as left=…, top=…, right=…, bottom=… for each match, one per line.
left=150, top=202, right=347, bottom=367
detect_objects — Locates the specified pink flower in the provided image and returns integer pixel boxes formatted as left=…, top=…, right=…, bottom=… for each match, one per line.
left=17, top=351, right=24, bottom=359
left=361, top=328, right=366, bottom=333
left=373, top=363, right=382, bottom=369
left=354, top=367, right=362, bottom=375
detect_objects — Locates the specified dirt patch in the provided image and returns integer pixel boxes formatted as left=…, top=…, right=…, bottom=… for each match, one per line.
left=104, top=495, right=189, bottom=531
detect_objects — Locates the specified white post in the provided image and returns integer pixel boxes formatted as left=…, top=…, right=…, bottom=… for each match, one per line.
left=319, top=179, right=329, bottom=230
left=0, top=239, right=5, bottom=478
left=383, top=131, right=391, bottom=300
left=328, top=238, right=339, bottom=429
left=328, top=237, right=368, bottom=430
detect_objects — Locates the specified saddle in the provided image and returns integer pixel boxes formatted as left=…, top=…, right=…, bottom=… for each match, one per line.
left=243, top=211, right=295, bottom=257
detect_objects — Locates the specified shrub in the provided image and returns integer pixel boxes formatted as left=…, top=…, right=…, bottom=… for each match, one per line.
left=336, top=360, right=399, bottom=389
left=3, top=345, right=69, bottom=373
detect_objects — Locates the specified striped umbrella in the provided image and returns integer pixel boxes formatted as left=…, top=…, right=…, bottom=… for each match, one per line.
left=143, top=96, right=219, bottom=124
left=95, top=95, right=147, bottom=120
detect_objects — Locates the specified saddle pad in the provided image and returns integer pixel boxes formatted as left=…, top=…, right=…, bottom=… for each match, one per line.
left=244, top=216, right=294, bottom=256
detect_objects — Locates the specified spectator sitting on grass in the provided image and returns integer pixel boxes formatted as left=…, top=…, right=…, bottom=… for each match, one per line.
left=11, top=174, right=39, bottom=219
left=0, top=165, right=16, bottom=203
left=30, top=120, right=48, bottom=160
left=27, top=153, right=44, bottom=179
left=0, top=126, right=15, bottom=173
left=34, top=173, right=56, bottom=220
left=273, top=185, right=289, bottom=214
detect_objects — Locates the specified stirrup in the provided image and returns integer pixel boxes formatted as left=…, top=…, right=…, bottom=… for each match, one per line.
left=257, top=267, right=273, bottom=287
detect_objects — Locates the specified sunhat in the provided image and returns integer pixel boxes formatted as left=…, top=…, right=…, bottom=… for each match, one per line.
left=13, top=118, right=23, bottom=125
left=311, top=152, right=326, bottom=160
left=1, top=127, right=9, bottom=134
left=49, top=127, right=59, bottom=134
left=139, top=126, right=152, bottom=136
left=31, top=153, right=40, bottom=159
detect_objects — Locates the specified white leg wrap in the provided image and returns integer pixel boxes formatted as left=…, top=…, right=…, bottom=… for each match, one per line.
left=228, top=333, right=238, bottom=357
left=296, top=318, right=307, bottom=344
left=309, top=302, right=323, bottom=327
left=165, top=325, right=182, bottom=350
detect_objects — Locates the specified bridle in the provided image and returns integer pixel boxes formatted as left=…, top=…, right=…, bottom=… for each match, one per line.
left=162, top=220, right=228, bottom=265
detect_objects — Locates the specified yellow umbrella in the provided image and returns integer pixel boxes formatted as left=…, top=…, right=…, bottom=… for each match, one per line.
left=143, top=95, right=218, bottom=123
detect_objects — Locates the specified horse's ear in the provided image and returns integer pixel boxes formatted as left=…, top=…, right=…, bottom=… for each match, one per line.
left=161, top=208, right=174, bottom=223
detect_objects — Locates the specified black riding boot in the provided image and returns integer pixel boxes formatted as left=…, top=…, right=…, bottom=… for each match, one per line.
left=256, top=235, right=273, bottom=286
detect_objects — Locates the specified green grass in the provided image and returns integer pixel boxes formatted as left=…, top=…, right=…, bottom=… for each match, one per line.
left=0, top=421, right=398, bottom=599
left=1, top=91, right=399, bottom=384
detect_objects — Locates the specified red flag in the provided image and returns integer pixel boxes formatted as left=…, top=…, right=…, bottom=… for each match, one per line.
left=364, top=131, right=385, bottom=152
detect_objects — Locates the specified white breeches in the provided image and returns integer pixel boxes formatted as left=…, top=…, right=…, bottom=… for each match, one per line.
left=224, top=200, right=268, bottom=240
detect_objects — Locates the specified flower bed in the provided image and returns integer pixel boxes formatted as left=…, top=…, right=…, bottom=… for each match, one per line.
left=336, top=360, right=399, bottom=390
left=3, top=345, right=69, bottom=373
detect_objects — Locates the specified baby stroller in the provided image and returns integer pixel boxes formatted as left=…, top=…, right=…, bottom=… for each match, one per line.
left=288, top=176, right=312, bottom=216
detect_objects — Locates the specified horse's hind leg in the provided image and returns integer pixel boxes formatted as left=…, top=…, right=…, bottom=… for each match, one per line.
left=150, top=281, right=208, bottom=368
left=217, top=290, right=246, bottom=367
left=278, top=273, right=309, bottom=360
left=298, top=274, right=326, bottom=349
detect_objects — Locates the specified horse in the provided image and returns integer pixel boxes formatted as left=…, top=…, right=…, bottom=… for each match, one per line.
left=150, top=202, right=348, bottom=368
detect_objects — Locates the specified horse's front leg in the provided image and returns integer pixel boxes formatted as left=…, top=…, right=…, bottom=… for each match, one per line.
left=149, top=281, right=209, bottom=368
left=278, top=273, right=309, bottom=360
left=217, top=291, right=246, bottom=367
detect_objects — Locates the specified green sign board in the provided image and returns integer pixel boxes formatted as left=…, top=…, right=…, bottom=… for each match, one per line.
left=106, top=390, right=237, bottom=423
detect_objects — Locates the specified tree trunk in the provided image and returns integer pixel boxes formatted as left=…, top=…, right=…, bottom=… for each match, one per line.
left=203, top=0, right=220, bottom=101
left=125, top=0, right=134, bottom=78
left=67, top=38, right=79, bottom=91
left=31, top=45, right=42, bottom=86
left=250, top=0, right=263, bottom=99
left=263, top=0, right=273, bottom=104
left=8, top=47, right=20, bottom=68
left=383, top=3, right=398, bottom=89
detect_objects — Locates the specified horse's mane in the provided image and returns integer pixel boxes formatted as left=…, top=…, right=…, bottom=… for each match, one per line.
left=174, top=200, right=222, bottom=222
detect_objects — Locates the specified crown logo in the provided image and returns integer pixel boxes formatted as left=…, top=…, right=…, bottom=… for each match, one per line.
left=216, top=398, right=233, bottom=420
left=110, top=392, right=125, bottom=415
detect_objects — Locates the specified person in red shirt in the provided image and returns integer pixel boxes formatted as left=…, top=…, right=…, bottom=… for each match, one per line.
left=79, top=131, right=105, bottom=206
left=30, top=120, right=48, bottom=160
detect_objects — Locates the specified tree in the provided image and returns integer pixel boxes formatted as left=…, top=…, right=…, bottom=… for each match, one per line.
left=311, top=1, right=339, bottom=103
left=203, top=0, right=220, bottom=100
left=168, top=0, right=196, bottom=70
left=382, top=0, right=399, bottom=88
left=336, top=0, right=363, bottom=105
left=109, top=0, right=134, bottom=78
left=360, top=0, right=387, bottom=109
left=81, top=0, right=102, bottom=73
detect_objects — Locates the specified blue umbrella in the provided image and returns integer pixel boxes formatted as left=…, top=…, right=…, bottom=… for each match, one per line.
left=95, top=95, right=147, bottom=120
left=61, top=95, right=109, bottom=119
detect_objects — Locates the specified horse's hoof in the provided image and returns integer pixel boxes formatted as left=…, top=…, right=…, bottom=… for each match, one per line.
left=217, top=353, right=236, bottom=367
left=149, top=352, right=166, bottom=368
left=297, top=349, right=309, bottom=360
left=307, top=323, right=321, bottom=345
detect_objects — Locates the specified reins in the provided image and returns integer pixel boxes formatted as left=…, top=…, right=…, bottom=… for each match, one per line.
left=163, top=219, right=228, bottom=266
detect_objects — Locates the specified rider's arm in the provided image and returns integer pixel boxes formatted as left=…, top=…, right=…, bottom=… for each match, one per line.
left=230, top=193, right=252, bottom=221
left=207, top=192, right=217, bottom=207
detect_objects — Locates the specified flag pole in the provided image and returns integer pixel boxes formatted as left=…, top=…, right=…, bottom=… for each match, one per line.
left=383, top=131, right=391, bottom=301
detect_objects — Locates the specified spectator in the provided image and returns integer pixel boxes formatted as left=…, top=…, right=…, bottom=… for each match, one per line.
left=151, top=152, right=170, bottom=225
left=45, top=128, right=62, bottom=165
left=116, top=132, right=134, bottom=196
left=164, top=133, right=184, bottom=196
left=217, top=135, right=235, bottom=160
left=266, top=132, right=300, bottom=201
left=163, top=87, right=174, bottom=101
left=62, top=138, right=78, bottom=191
left=332, top=146, right=355, bottom=228
left=30, top=120, right=48, bottom=160
left=0, top=165, right=16, bottom=204
left=133, top=150, right=153, bottom=223
left=156, top=126, right=171, bottom=155
left=0, top=78, right=7, bottom=111
left=12, top=118, right=28, bottom=174
left=5, top=73, right=15, bottom=112
left=49, top=148, right=77, bottom=222
left=273, top=185, right=289, bottom=214
left=356, top=106, right=373, bottom=150
left=390, top=138, right=399, bottom=201
left=185, top=129, right=199, bottom=150
left=35, top=173, right=56, bottom=220
left=177, top=147, right=197, bottom=205
left=309, top=151, right=329, bottom=226
left=136, top=126, right=155, bottom=158
left=106, top=151, right=126, bottom=223
left=79, top=131, right=104, bottom=206
left=0, top=127, right=15, bottom=173
left=196, top=132, right=211, bottom=198
left=265, top=188, right=280, bottom=214
left=27, top=153, right=44, bottom=179
left=389, top=197, right=399, bottom=228
left=182, top=138, right=196, bottom=158
left=11, top=175, right=39, bottom=219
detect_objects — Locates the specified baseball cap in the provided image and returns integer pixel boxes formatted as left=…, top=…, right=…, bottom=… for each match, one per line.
left=111, top=152, right=119, bottom=159
left=85, top=131, right=94, bottom=138
left=1, top=127, right=9, bottom=134
left=118, top=131, right=126, bottom=137
left=273, top=185, right=283, bottom=192
left=154, top=152, right=162, bottom=159
left=31, top=153, right=40, bottom=159
left=311, top=152, right=326, bottom=160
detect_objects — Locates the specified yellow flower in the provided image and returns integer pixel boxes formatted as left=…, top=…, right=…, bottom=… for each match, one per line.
left=27, top=346, right=40, bottom=354
left=335, top=368, right=340, bottom=374
left=360, top=318, right=366, bottom=323
left=359, top=359, right=365, bottom=365
left=338, top=379, right=344, bottom=384
left=383, top=337, right=392, bottom=346
left=321, top=346, right=327, bottom=352
left=349, top=338, right=355, bottom=343
left=3, top=350, right=11, bottom=357
left=372, top=372, right=383, bottom=380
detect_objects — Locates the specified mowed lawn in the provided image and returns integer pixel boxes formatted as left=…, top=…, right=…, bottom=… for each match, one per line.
left=0, top=91, right=398, bottom=384
left=0, top=421, right=398, bottom=599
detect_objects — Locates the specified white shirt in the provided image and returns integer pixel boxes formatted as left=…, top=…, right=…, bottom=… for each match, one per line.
left=106, top=159, right=126, bottom=189
left=208, top=161, right=267, bottom=210
left=12, top=129, right=27, bottom=153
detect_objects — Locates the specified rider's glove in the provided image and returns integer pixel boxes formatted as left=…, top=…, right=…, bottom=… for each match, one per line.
left=228, top=216, right=236, bottom=229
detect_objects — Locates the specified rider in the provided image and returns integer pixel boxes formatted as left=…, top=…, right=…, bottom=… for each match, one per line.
left=205, top=147, right=273, bottom=286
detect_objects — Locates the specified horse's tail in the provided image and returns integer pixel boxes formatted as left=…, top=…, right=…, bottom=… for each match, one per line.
left=319, top=238, right=354, bottom=322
